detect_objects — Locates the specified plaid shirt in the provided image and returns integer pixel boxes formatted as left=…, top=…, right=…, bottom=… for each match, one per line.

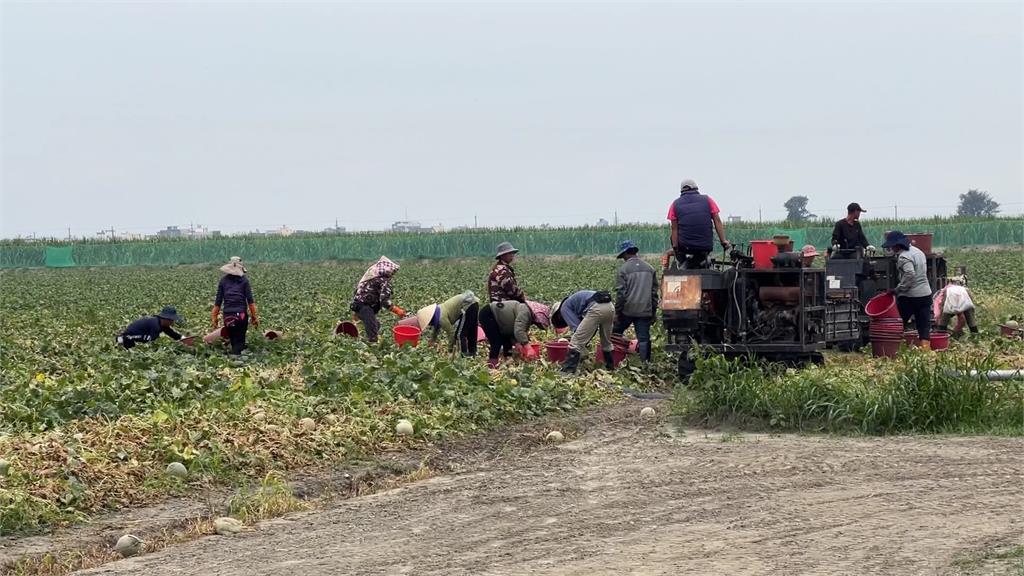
left=488, top=262, right=525, bottom=303
left=352, top=276, right=393, bottom=312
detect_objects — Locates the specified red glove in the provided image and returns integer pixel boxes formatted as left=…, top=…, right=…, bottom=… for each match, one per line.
left=248, top=303, right=260, bottom=326
left=211, top=306, right=221, bottom=328
left=390, top=305, right=406, bottom=317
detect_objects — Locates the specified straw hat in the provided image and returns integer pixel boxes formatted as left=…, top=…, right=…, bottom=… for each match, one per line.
left=220, top=256, right=246, bottom=276
left=416, top=304, right=439, bottom=330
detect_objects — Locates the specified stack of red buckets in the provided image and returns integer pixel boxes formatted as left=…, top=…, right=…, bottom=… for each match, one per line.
left=866, top=293, right=902, bottom=358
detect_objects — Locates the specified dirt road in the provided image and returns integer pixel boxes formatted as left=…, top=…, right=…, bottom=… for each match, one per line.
left=77, top=402, right=1023, bottom=576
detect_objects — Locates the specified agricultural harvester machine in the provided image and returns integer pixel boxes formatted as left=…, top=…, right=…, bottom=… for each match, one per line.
left=662, top=233, right=953, bottom=381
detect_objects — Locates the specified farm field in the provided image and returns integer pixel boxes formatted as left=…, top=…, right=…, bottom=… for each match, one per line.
left=0, top=249, right=1022, bottom=573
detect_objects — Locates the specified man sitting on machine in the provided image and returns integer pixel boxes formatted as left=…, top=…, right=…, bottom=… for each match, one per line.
left=668, top=179, right=730, bottom=269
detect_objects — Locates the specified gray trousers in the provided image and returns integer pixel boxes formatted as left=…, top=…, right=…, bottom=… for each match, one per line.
left=569, top=302, right=615, bottom=355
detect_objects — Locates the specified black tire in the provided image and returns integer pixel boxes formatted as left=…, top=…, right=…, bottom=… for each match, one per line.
left=678, top=353, right=696, bottom=383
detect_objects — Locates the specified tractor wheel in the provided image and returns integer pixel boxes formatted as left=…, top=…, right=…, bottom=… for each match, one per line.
left=678, top=353, right=696, bottom=383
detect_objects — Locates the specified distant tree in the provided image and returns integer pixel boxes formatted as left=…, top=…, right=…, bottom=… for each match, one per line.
left=956, top=189, right=1000, bottom=217
left=784, top=196, right=816, bottom=222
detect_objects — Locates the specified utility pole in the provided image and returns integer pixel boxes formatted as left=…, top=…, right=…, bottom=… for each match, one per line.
left=474, top=214, right=478, bottom=228
left=614, top=211, right=619, bottom=226
left=894, top=205, right=898, bottom=219
left=758, top=207, right=762, bottom=224
left=67, top=227, right=71, bottom=241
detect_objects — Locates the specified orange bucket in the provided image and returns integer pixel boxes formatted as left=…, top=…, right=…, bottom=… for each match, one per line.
left=393, top=325, right=421, bottom=347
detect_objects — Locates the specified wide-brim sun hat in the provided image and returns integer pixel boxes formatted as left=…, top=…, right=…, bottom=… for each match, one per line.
left=882, top=231, right=910, bottom=250
left=616, top=239, right=639, bottom=258
left=495, top=241, right=519, bottom=259
left=526, top=300, right=551, bottom=329
left=220, top=256, right=246, bottom=276
left=416, top=304, right=439, bottom=330
left=549, top=299, right=567, bottom=329
left=156, top=306, right=183, bottom=324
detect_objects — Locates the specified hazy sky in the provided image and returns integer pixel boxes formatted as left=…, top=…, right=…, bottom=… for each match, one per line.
left=1, top=1, right=1021, bottom=238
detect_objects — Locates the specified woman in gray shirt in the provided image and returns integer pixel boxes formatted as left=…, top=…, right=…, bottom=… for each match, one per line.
left=882, top=231, right=934, bottom=349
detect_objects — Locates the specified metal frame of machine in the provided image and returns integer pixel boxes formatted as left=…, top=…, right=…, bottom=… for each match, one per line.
left=662, top=242, right=953, bottom=381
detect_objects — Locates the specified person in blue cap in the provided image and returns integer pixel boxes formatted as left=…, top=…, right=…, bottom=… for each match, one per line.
left=117, top=306, right=184, bottom=349
left=613, top=240, right=657, bottom=362
left=882, top=230, right=934, bottom=349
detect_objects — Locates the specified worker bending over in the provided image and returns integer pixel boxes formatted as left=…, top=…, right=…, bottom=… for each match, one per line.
left=117, top=306, right=184, bottom=349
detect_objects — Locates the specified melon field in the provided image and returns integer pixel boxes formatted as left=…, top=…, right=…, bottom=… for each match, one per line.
left=0, top=248, right=1021, bottom=544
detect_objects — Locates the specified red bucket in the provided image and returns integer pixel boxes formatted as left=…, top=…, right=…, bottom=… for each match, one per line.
left=545, top=340, right=570, bottom=363
left=335, top=321, right=359, bottom=338
left=865, top=293, right=899, bottom=319
left=930, top=331, right=949, bottom=351
left=393, top=325, right=421, bottom=347
left=751, top=240, right=776, bottom=270
left=903, top=331, right=920, bottom=346
left=871, top=340, right=900, bottom=358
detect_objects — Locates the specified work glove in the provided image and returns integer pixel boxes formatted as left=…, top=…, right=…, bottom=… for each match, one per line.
left=211, top=306, right=221, bottom=328
left=866, top=245, right=876, bottom=252
left=390, top=305, right=406, bottom=317
left=248, top=303, right=260, bottom=327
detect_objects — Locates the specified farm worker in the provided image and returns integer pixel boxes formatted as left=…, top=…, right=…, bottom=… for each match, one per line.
left=668, top=179, right=730, bottom=269
left=934, top=276, right=979, bottom=338
left=116, top=306, right=184, bottom=349
left=411, top=291, right=482, bottom=356
left=800, top=244, right=820, bottom=267
left=488, top=241, right=527, bottom=303
left=882, top=231, right=933, bottom=349
left=479, top=300, right=550, bottom=368
left=613, top=240, right=657, bottom=363
left=211, top=256, right=258, bottom=355
left=829, top=203, right=875, bottom=255
left=350, top=256, right=405, bottom=343
left=550, top=290, right=615, bottom=373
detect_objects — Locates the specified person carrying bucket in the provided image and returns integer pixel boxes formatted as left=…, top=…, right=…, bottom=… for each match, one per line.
left=613, top=240, right=657, bottom=364
left=488, top=242, right=527, bottom=303
left=479, top=299, right=550, bottom=368
left=550, top=290, right=615, bottom=373
left=405, top=291, right=481, bottom=356
left=350, top=256, right=406, bottom=343
left=211, top=256, right=259, bottom=355
left=117, top=306, right=185, bottom=349
left=882, top=231, right=933, bottom=349
left=668, top=179, right=730, bottom=269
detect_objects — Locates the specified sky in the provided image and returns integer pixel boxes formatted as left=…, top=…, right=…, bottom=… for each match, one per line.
left=1, top=1, right=1021, bottom=238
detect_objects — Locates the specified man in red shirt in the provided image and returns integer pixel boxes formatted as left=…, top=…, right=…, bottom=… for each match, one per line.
left=667, top=179, right=730, bottom=268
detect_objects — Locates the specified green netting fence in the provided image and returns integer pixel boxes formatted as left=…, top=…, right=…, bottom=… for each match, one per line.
left=2, top=220, right=1021, bottom=268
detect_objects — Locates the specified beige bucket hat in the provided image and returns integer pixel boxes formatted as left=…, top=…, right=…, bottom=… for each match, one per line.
left=220, top=256, right=246, bottom=276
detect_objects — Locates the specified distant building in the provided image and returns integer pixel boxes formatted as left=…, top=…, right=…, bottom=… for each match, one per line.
left=596, top=218, right=610, bottom=227
left=325, top=225, right=347, bottom=234
left=728, top=216, right=743, bottom=224
left=392, top=220, right=430, bottom=233
left=156, top=226, right=184, bottom=239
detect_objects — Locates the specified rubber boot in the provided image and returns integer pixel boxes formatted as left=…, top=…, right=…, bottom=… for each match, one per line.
left=638, top=342, right=652, bottom=363
left=561, top=350, right=582, bottom=374
left=603, top=350, right=615, bottom=371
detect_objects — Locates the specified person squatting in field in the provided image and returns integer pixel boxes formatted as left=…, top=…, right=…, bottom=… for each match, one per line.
left=613, top=239, right=657, bottom=364
left=479, top=299, right=551, bottom=368
left=550, top=290, right=615, bottom=373
left=350, top=256, right=406, bottom=343
left=398, top=291, right=481, bottom=356
left=488, top=241, right=527, bottom=303
left=934, top=275, right=979, bottom=338
left=117, top=306, right=184, bottom=349
left=212, top=256, right=259, bottom=355
left=883, top=231, right=934, bottom=349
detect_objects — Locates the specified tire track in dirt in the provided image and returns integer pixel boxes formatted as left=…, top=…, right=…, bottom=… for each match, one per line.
left=76, top=403, right=1024, bottom=576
